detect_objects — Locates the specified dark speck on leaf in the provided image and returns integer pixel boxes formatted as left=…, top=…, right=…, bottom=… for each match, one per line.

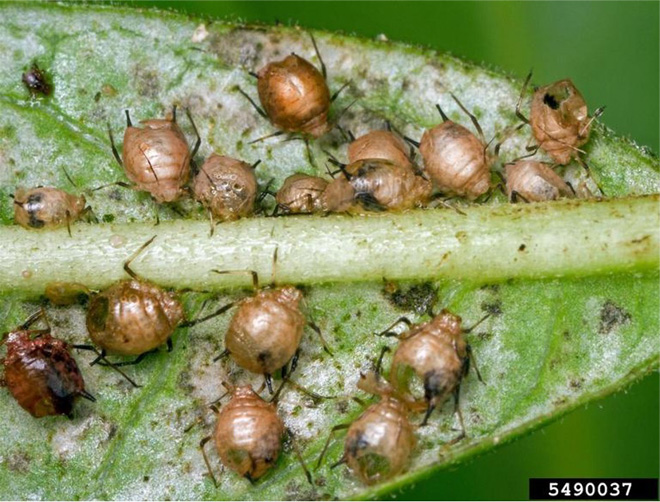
left=22, top=63, right=52, bottom=96
left=599, top=300, right=631, bottom=334
left=383, top=281, right=437, bottom=315
left=481, top=300, right=502, bottom=316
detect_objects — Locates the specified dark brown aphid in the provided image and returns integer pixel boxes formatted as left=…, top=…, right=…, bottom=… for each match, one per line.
left=22, top=63, right=52, bottom=96
left=1, top=310, right=95, bottom=418
left=417, top=96, right=492, bottom=200
left=348, top=130, right=414, bottom=169
left=192, top=154, right=258, bottom=223
left=505, top=160, right=574, bottom=202
left=274, top=173, right=328, bottom=214
left=379, top=309, right=486, bottom=432
left=85, top=237, right=184, bottom=359
left=201, top=384, right=285, bottom=482
left=13, top=187, right=88, bottom=233
left=323, top=159, right=432, bottom=212
left=317, top=388, right=415, bottom=485
left=108, top=107, right=200, bottom=203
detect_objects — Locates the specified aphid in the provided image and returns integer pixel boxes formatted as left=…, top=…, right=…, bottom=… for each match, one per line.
left=84, top=237, right=184, bottom=362
left=378, top=309, right=487, bottom=433
left=505, top=160, right=574, bottom=202
left=45, top=281, right=92, bottom=306
left=415, top=95, right=493, bottom=200
left=517, top=73, right=604, bottom=165
left=192, top=154, right=259, bottom=224
left=1, top=310, right=95, bottom=418
left=22, top=63, right=52, bottom=96
left=316, top=389, right=415, bottom=485
left=347, top=130, right=414, bottom=169
left=12, top=187, right=89, bottom=235
left=212, top=265, right=330, bottom=393
left=239, top=33, right=349, bottom=142
left=108, top=107, right=200, bottom=203
left=323, top=158, right=432, bottom=212
left=274, top=173, right=328, bottom=215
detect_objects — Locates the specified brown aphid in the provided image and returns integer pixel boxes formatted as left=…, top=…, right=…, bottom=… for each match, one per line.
left=529, top=79, right=593, bottom=165
left=348, top=130, right=413, bottom=169
left=202, top=385, right=285, bottom=482
left=275, top=173, right=328, bottom=214
left=382, top=309, right=485, bottom=429
left=257, top=53, right=331, bottom=138
left=1, top=310, right=95, bottom=418
left=418, top=97, right=492, bottom=200
left=505, top=160, right=574, bottom=202
left=85, top=237, right=184, bottom=359
left=109, top=108, right=200, bottom=203
left=323, top=159, right=432, bottom=212
left=13, top=187, right=87, bottom=232
left=192, top=154, right=258, bottom=222
left=45, top=281, right=92, bottom=306
left=22, top=63, right=52, bottom=96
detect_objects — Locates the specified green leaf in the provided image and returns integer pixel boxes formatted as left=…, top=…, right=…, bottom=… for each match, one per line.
left=0, top=3, right=658, bottom=500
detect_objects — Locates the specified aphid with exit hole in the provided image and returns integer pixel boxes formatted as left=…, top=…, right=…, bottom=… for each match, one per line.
left=274, top=173, right=328, bottom=215
left=107, top=106, right=200, bottom=203
left=200, top=382, right=312, bottom=485
left=410, top=94, right=496, bottom=200
left=22, top=62, right=52, bottom=96
left=316, top=376, right=416, bottom=485
left=516, top=72, right=605, bottom=166
left=505, top=160, right=574, bottom=203
left=210, top=254, right=331, bottom=393
left=12, top=187, right=91, bottom=236
left=323, top=158, right=433, bottom=213
left=377, top=309, right=488, bottom=435
left=0, top=309, right=95, bottom=418
left=238, top=33, right=350, bottom=146
left=192, top=153, right=260, bottom=228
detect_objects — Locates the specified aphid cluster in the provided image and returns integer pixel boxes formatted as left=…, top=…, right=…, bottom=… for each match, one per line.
left=5, top=28, right=608, bottom=491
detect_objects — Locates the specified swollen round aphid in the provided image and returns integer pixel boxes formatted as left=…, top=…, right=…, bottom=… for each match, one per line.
left=192, top=154, right=258, bottom=222
left=1, top=310, right=95, bottom=418
left=108, top=107, right=200, bottom=203
left=417, top=97, right=492, bottom=200
left=323, top=159, right=432, bottom=212
left=13, top=187, right=88, bottom=232
left=505, top=160, right=574, bottom=202
left=274, top=173, right=328, bottom=214
left=347, top=130, right=413, bottom=169
left=205, top=385, right=285, bottom=481
left=22, top=63, right=52, bottom=96
left=257, top=53, right=331, bottom=138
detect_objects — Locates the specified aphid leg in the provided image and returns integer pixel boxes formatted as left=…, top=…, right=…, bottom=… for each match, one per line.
left=91, top=181, right=134, bottom=193
left=330, top=455, right=348, bottom=469
left=330, top=81, right=350, bottom=103
left=185, top=108, right=202, bottom=158
left=576, top=157, right=606, bottom=197
left=20, top=308, right=48, bottom=330
left=307, top=321, right=333, bottom=355
left=96, top=350, right=155, bottom=367
left=286, top=428, right=314, bottom=485
left=515, top=71, right=533, bottom=125
left=108, top=124, right=123, bottom=167
left=376, top=316, right=413, bottom=338
left=420, top=400, right=436, bottom=427
left=335, top=124, right=355, bottom=142
left=510, top=190, right=529, bottom=204
left=208, top=389, right=231, bottom=407
left=431, top=197, right=467, bottom=216
left=493, top=122, right=527, bottom=158
left=463, top=313, right=491, bottom=334
left=207, top=209, right=215, bottom=238
left=180, top=301, right=236, bottom=328
left=62, top=167, right=78, bottom=188
left=212, top=348, right=231, bottom=363
left=249, top=129, right=286, bottom=145
left=448, top=387, right=467, bottom=444
left=316, top=423, right=350, bottom=470
left=333, top=98, right=358, bottom=125
left=465, top=344, right=485, bottom=384
left=200, top=436, right=219, bottom=487
left=435, top=103, right=450, bottom=123
left=167, top=338, right=173, bottom=352
left=579, top=105, right=606, bottom=138
left=248, top=71, right=259, bottom=79
left=78, top=389, right=97, bottom=402
left=264, top=374, right=274, bottom=394
left=236, top=86, right=267, bottom=119
left=211, top=268, right=259, bottom=291
left=450, top=93, right=485, bottom=144
left=72, top=344, right=141, bottom=388
left=81, top=205, right=100, bottom=224
left=375, top=346, right=391, bottom=377
left=65, top=210, right=72, bottom=238
left=125, top=109, right=133, bottom=127
left=123, top=235, right=157, bottom=280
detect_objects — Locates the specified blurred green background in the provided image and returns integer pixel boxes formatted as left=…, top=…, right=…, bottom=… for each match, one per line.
left=111, top=1, right=658, bottom=500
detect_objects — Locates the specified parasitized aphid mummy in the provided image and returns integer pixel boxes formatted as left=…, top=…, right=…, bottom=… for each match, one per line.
left=273, top=173, right=328, bottom=215
left=376, top=309, right=489, bottom=437
left=346, top=128, right=415, bottom=169
left=1, top=309, right=96, bottom=418
left=106, top=106, right=201, bottom=203
left=515, top=72, right=605, bottom=192
left=316, top=372, right=416, bottom=485
left=199, top=382, right=313, bottom=485
left=504, top=159, right=575, bottom=203
left=209, top=250, right=332, bottom=394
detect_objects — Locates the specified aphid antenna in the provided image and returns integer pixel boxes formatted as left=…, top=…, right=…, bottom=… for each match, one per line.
left=179, top=300, right=236, bottom=329
left=107, top=123, right=124, bottom=167
left=466, top=344, right=485, bottom=384
left=449, top=92, right=485, bottom=144
left=315, top=423, right=350, bottom=470
left=211, top=268, right=260, bottom=291
left=308, top=31, right=327, bottom=80
left=462, top=312, right=491, bottom=334
left=333, top=97, right=358, bottom=125
left=123, top=235, right=157, bottom=280
left=199, top=436, right=219, bottom=488
left=184, top=107, right=202, bottom=159
left=515, top=70, right=533, bottom=125
left=579, top=105, right=606, bottom=138
left=72, top=344, right=141, bottom=388
left=62, top=167, right=78, bottom=189
left=375, top=316, right=413, bottom=338
left=236, top=85, right=267, bottom=119
left=330, top=81, right=351, bottom=103
left=286, top=427, right=314, bottom=485
left=248, top=129, right=286, bottom=145
left=306, top=319, right=333, bottom=356
left=403, top=135, right=420, bottom=149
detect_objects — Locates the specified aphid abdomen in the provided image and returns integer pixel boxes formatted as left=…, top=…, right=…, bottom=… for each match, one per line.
left=13, top=187, right=86, bottom=230
left=122, top=120, right=190, bottom=203
left=214, top=386, right=284, bottom=479
left=345, top=397, right=415, bottom=485
left=4, top=333, right=86, bottom=417
left=86, top=280, right=184, bottom=356
left=348, top=131, right=413, bottom=169
left=506, top=160, right=574, bottom=202
left=276, top=174, right=328, bottom=214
